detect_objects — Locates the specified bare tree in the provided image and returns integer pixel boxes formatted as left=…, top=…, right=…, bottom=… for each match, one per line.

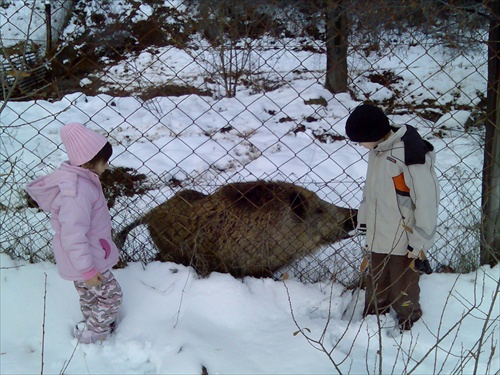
left=192, top=0, right=275, bottom=98
left=325, top=0, right=348, bottom=94
left=481, top=0, right=500, bottom=266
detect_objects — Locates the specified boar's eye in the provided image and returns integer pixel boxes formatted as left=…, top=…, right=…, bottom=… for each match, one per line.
left=315, top=207, right=325, bottom=215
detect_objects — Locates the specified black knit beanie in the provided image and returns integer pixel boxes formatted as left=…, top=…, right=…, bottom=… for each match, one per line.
left=345, top=104, right=391, bottom=142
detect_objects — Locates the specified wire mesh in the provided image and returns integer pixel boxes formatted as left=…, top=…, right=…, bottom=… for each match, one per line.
left=1, top=0, right=494, bottom=284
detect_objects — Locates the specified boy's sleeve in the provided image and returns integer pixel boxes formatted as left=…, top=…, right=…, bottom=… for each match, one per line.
left=404, top=153, right=440, bottom=254
left=356, top=188, right=367, bottom=233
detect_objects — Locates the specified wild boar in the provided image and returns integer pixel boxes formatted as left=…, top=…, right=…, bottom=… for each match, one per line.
left=116, top=180, right=356, bottom=278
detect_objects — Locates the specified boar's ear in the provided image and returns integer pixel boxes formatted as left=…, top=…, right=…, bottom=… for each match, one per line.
left=224, top=182, right=272, bottom=209
left=176, top=190, right=207, bottom=203
left=289, top=191, right=309, bottom=220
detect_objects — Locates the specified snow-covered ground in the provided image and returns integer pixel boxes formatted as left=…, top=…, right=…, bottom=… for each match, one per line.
left=1, top=1, right=499, bottom=374
left=1, top=254, right=498, bottom=374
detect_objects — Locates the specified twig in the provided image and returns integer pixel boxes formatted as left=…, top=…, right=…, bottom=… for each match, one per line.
left=40, top=273, right=47, bottom=375
left=59, top=341, right=80, bottom=375
left=173, top=266, right=194, bottom=329
left=472, top=270, right=500, bottom=375
left=0, top=265, right=25, bottom=270
left=283, top=279, right=344, bottom=374
left=140, top=280, right=175, bottom=294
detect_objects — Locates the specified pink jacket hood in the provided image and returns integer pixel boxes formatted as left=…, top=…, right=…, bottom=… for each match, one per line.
left=26, top=163, right=80, bottom=211
left=26, top=162, right=119, bottom=281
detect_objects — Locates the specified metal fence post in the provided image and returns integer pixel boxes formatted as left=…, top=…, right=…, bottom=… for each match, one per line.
left=45, top=0, right=52, bottom=55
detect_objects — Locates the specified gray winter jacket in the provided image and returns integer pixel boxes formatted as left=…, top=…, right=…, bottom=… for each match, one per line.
left=358, top=125, right=439, bottom=256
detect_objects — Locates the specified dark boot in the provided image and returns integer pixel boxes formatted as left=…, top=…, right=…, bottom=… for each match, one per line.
left=398, top=315, right=421, bottom=331
left=364, top=303, right=390, bottom=317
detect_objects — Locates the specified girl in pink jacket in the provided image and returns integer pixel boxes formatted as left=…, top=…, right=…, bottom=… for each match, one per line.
left=27, top=123, right=123, bottom=344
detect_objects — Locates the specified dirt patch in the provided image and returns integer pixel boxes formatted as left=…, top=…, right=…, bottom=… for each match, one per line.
left=101, top=167, right=157, bottom=209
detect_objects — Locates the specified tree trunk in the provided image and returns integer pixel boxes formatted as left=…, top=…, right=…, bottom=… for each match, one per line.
left=481, top=0, right=500, bottom=266
left=325, top=0, right=348, bottom=94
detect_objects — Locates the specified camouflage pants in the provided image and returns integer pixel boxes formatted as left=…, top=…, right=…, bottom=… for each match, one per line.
left=73, top=270, right=123, bottom=334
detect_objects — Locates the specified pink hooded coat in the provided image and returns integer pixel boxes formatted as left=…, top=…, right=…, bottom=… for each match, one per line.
left=26, top=161, right=119, bottom=281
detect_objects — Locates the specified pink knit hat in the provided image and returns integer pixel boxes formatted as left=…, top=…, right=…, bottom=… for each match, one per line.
left=60, top=123, right=108, bottom=166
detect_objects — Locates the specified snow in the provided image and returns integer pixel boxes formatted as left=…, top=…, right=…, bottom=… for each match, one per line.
left=1, top=2, right=499, bottom=374
left=1, top=255, right=498, bottom=374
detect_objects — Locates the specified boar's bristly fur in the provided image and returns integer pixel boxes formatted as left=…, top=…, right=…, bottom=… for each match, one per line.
left=116, top=180, right=356, bottom=278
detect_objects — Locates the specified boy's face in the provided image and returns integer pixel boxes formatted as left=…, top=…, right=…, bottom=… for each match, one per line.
left=357, top=130, right=393, bottom=150
left=358, top=141, right=379, bottom=150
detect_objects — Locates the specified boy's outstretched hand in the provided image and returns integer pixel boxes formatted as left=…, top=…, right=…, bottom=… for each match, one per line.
left=407, top=250, right=419, bottom=259
left=409, top=250, right=433, bottom=275
left=414, top=258, right=433, bottom=274
left=85, top=272, right=105, bottom=287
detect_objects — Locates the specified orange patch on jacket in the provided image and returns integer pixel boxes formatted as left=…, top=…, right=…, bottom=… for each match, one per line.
left=392, top=173, right=410, bottom=194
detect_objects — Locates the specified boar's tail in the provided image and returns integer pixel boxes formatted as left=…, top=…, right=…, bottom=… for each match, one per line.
left=114, top=212, right=150, bottom=249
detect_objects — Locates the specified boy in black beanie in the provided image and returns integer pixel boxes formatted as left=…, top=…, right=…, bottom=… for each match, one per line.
left=345, top=104, right=439, bottom=331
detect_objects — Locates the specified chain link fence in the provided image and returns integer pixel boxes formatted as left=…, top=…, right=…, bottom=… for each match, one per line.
left=1, top=0, right=494, bottom=285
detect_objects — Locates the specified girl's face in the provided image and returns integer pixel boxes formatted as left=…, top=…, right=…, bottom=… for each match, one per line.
left=93, top=160, right=109, bottom=176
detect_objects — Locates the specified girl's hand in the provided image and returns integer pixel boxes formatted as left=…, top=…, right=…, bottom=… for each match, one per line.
left=85, top=272, right=105, bottom=287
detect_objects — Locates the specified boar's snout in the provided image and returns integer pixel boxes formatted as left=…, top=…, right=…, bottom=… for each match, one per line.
left=346, top=209, right=357, bottom=231
left=335, top=208, right=357, bottom=239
